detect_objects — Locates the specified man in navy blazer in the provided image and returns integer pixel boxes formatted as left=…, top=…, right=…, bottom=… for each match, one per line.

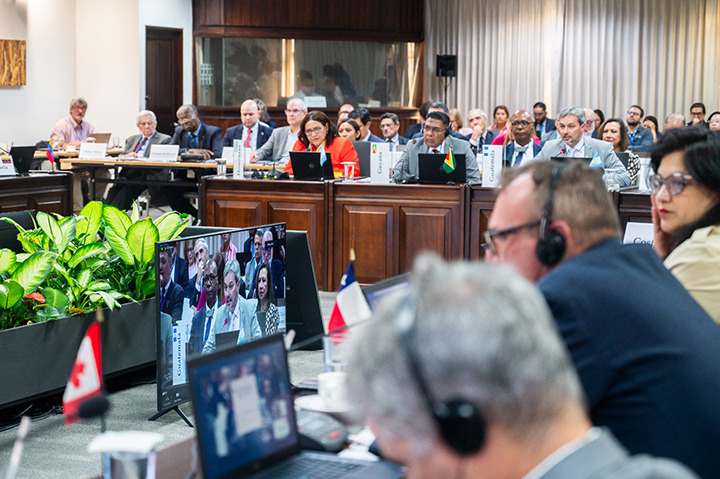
left=533, top=101, right=556, bottom=139
left=504, top=110, right=542, bottom=167
left=348, top=107, right=383, bottom=142
left=222, top=99, right=273, bottom=151
left=464, top=108, right=497, bottom=155
left=485, top=160, right=720, bottom=479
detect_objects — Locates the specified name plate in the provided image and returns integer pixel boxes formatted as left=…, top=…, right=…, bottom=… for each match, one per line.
left=623, top=222, right=654, bottom=245
left=79, top=142, right=107, bottom=159
left=303, top=96, right=327, bottom=108
left=481, top=145, right=503, bottom=187
left=0, top=156, right=15, bottom=176
left=221, top=146, right=234, bottom=161
left=148, top=144, right=179, bottom=161
left=370, top=142, right=392, bottom=184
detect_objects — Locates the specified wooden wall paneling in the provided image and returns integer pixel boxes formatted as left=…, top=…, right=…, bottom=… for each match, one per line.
left=467, top=186, right=499, bottom=260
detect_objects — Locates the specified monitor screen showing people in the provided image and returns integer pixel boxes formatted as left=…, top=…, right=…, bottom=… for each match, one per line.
left=155, top=223, right=287, bottom=412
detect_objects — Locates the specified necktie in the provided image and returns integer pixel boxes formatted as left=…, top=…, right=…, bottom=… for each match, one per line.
left=513, top=146, right=528, bottom=167
left=245, top=128, right=252, bottom=148
left=159, top=287, right=165, bottom=310
left=134, top=137, right=147, bottom=154
left=432, top=149, right=439, bottom=154
left=204, top=309, right=213, bottom=343
left=189, top=133, right=197, bottom=149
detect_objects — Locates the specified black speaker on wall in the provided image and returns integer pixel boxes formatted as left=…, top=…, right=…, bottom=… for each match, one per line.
left=436, top=55, right=457, bottom=77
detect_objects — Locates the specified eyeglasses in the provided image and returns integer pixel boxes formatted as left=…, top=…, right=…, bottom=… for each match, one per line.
left=304, top=126, right=325, bottom=136
left=422, top=125, right=445, bottom=134
left=690, top=111, right=704, bottom=117
left=648, top=172, right=694, bottom=195
left=178, top=116, right=196, bottom=126
left=510, top=121, right=532, bottom=128
left=204, top=274, right=218, bottom=283
left=626, top=110, right=641, bottom=117
left=482, top=220, right=541, bottom=254
left=285, top=109, right=303, bottom=114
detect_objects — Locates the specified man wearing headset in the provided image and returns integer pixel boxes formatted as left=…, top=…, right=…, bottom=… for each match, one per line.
left=392, top=111, right=479, bottom=183
left=346, top=254, right=696, bottom=478
left=484, top=160, right=720, bottom=478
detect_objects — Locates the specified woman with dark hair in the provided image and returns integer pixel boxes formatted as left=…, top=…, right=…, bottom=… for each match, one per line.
left=489, top=105, right=509, bottom=133
left=597, top=118, right=640, bottom=184
left=708, top=111, right=720, bottom=131
left=651, top=128, right=720, bottom=322
left=254, top=98, right=276, bottom=129
left=337, top=118, right=361, bottom=140
left=254, top=262, right=280, bottom=335
left=284, top=111, right=359, bottom=176
left=593, top=109, right=605, bottom=132
left=643, top=115, right=661, bottom=142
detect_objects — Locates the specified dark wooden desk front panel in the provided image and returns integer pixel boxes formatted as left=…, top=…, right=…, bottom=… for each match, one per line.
left=467, top=186, right=499, bottom=260
left=202, top=178, right=329, bottom=290
left=616, top=190, right=652, bottom=231
left=331, top=183, right=465, bottom=285
left=0, top=173, right=72, bottom=216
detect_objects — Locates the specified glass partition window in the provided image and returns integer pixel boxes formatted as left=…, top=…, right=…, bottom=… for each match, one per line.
left=195, top=37, right=421, bottom=108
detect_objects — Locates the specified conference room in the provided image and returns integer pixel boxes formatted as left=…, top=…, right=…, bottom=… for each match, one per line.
left=1, top=0, right=719, bottom=477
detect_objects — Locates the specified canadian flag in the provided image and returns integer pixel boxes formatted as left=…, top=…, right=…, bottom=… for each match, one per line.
left=63, top=321, right=103, bottom=425
left=327, top=251, right=372, bottom=341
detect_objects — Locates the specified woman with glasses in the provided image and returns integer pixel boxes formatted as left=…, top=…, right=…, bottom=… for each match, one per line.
left=284, top=111, right=359, bottom=176
left=651, top=128, right=720, bottom=323
left=708, top=111, right=720, bottom=131
left=597, top=118, right=640, bottom=184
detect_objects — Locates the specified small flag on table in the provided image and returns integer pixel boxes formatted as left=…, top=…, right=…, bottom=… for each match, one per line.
left=443, top=147, right=456, bottom=173
left=327, top=249, right=372, bottom=341
left=46, top=140, right=56, bottom=166
left=63, top=321, right=103, bottom=425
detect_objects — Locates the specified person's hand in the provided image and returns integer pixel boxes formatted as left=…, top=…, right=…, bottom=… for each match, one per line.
left=692, top=117, right=703, bottom=126
left=250, top=152, right=259, bottom=163
left=651, top=194, right=672, bottom=257
left=188, top=148, right=213, bottom=160
left=471, top=122, right=486, bottom=141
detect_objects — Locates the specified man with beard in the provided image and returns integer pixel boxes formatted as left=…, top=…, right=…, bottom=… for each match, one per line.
left=625, top=105, right=654, bottom=152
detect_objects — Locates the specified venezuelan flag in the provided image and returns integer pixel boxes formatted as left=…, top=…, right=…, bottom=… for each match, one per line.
left=443, top=147, right=456, bottom=173
left=46, top=140, right=56, bottom=165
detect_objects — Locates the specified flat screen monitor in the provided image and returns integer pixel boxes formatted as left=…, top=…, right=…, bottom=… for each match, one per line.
left=362, top=273, right=412, bottom=311
left=155, top=223, right=287, bottom=413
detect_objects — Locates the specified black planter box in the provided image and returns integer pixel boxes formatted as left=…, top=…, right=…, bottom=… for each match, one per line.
left=0, top=298, right=156, bottom=409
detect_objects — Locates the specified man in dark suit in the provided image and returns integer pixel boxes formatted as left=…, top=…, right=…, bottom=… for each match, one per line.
left=158, top=246, right=184, bottom=324
left=404, top=101, right=432, bottom=139
left=104, top=110, right=172, bottom=210
left=533, top=101, right=556, bottom=140
left=464, top=108, right=497, bottom=155
left=348, top=107, right=383, bottom=142
left=222, top=99, right=273, bottom=151
left=392, top=111, right=480, bottom=183
left=160, top=104, right=223, bottom=217
left=485, top=160, right=720, bottom=479
left=379, top=112, right=408, bottom=150
left=504, top=110, right=542, bottom=167
left=188, top=258, right=219, bottom=356
left=410, top=102, right=468, bottom=141
left=172, top=246, right=189, bottom=292
left=347, top=255, right=697, bottom=479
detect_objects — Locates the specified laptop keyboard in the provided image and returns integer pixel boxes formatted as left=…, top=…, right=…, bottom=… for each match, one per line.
left=258, top=456, right=364, bottom=478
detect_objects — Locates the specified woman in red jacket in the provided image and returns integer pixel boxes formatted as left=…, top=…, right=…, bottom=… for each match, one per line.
left=284, top=111, right=359, bottom=177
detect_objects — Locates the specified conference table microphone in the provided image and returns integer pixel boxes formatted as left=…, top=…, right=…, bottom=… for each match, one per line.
left=79, top=393, right=111, bottom=433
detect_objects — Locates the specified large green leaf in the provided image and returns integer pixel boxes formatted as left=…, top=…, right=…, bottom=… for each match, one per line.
left=0, top=280, right=24, bottom=309
left=36, top=212, right=63, bottom=253
left=154, top=212, right=188, bottom=241
left=130, top=201, right=140, bottom=223
left=0, top=249, right=17, bottom=274
left=68, top=243, right=108, bottom=269
left=104, top=227, right=134, bottom=265
left=57, top=217, right=77, bottom=253
left=127, top=218, right=159, bottom=266
left=42, top=287, right=69, bottom=310
left=17, top=231, right=40, bottom=254
left=10, top=251, right=57, bottom=294
left=102, top=205, right=132, bottom=239
left=76, top=201, right=103, bottom=244
left=77, top=269, right=92, bottom=288
left=0, top=216, right=28, bottom=234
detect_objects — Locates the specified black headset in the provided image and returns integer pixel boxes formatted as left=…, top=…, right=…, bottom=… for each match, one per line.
left=536, top=164, right=567, bottom=267
left=394, top=294, right=487, bottom=455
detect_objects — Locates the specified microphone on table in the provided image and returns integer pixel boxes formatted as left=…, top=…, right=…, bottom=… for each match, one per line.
left=267, top=157, right=283, bottom=180
left=79, top=393, right=111, bottom=433
left=3, top=416, right=30, bottom=479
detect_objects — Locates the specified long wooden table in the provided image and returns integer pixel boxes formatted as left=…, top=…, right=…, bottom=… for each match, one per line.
left=202, top=178, right=652, bottom=290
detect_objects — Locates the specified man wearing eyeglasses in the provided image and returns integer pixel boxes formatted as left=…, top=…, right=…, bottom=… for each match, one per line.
left=251, top=98, right=307, bottom=164
left=687, top=102, right=709, bottom=129
left=483, top=160, right=720, bottom=479
left=536, top=106, right=630, bottom=187
left=505, top=110, right=541, bottom=167
left=392, top=111, right=479, bottom=183
left=625, top=105, right=654, bottom=152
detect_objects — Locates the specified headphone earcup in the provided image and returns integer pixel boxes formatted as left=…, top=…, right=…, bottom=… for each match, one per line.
left=433, top=399, right=486, bottom=455
left=445, top=128, right=451, bottom=137
left=536, top=228, right=566, bottom=267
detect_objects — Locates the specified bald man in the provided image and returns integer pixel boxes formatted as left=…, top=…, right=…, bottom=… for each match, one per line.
left=222, top=99, right=274, bottom=152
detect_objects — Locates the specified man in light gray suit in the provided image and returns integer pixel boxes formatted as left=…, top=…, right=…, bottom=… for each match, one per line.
left=536, top=106, right=631, bottom=187
left=347, top=255, right=698, bottom=479
left=203, top=259, right=261, bottom=354
left=251, top=97, right=307, bottom=165
left=392, top=111, right=480, bottom=183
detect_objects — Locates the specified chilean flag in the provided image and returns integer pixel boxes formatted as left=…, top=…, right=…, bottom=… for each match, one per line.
left=327, top=250, right=372, bottom=340
left=63, top=321, right=103, bottom=425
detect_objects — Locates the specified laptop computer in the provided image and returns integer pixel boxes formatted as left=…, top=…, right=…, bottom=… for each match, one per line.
left=187, top=334, right=402, bottom=479
left=417, top=153, right=467, bottom=184
left=290, top=152, right=334, bottom=181
left=615, top=152, right=630, bottom=168
left=362, top=273, right=412, bottom=311
left=550, top=156, right=593, bottom=164
left=351, top=141, right=371, bottom=177
left=88, top=132, right=112, bottom=144
left=9, top=146, right=38, bottom=173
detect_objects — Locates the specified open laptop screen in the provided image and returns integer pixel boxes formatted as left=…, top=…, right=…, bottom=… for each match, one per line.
left=188, top=334, right=299, bottom=479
